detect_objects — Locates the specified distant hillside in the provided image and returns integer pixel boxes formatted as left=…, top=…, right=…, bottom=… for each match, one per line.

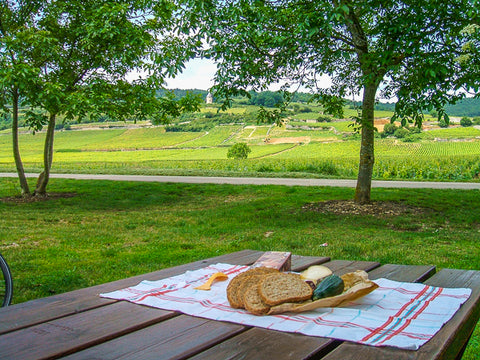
left=445, top=97, right=480, bottom=117
left=328, top=95, right=480, bottom=117
left=166, top=89, right=480, bottom=117
left=158, top=88, right=209, bottom=99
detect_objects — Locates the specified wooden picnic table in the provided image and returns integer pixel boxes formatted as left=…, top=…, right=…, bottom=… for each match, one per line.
left=0, top=249, right=479, bottom=360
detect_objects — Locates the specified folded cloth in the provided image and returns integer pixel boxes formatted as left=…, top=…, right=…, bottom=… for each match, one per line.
left=100, top=263, right=471, bottom=350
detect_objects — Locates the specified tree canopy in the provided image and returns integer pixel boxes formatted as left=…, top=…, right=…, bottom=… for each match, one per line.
left=248, top=91, right=284, bottom=107
left=176, top=0, right=480, bottom=203
left=0, top=0, right=201, bottom=196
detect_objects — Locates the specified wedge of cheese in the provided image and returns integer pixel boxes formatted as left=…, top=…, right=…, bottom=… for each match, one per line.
left=300, top=265, right=332, bottom=284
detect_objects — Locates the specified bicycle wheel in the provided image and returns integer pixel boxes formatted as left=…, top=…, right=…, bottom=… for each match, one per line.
left=0, top=254, right=13, bottom=307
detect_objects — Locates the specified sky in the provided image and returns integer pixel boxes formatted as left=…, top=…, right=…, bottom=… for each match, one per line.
left=165, top=58, right=217, bottom=90
left=164, top=58, right=334, bottom=92
left=162, top=58, right=404, bottom=104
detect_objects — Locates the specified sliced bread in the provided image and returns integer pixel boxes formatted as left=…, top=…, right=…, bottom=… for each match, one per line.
left=259, top=272, right=313, bottom=306
left=243, top=282, right=271, bottom=315
left=235, top=275, right=262, bottom=309
left=226, top=267, right=279, bottom=308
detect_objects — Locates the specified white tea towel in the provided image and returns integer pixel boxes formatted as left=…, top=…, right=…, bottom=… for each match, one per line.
left=100, top=263, right=471, bottom=350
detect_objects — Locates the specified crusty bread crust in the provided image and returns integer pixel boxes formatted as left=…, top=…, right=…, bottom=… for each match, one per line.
left=259, top=273, right=313, bottom=306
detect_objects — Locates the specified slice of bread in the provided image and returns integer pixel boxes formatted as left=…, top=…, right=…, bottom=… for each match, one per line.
left=235, top=275, right=262, bottom=309
left=226, top=267, right=279, bottom=308
left=259, top=273, right=313, bottom=306
left=243, top=282, right=271, bottom=315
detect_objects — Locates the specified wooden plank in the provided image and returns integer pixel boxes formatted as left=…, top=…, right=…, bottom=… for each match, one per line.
left=61, top=315, right=247, bottom=360
left=291, top=254, right=330, bottom=271
left=320, top=268, right=480, bottom=360
left=190, top=327, right=338, bottom=360
left=0, top=249, right=263, bottom=335
left=59, top=255, right=329, bottom=360
left=317, top=340, right=415, bottom=360
left=367, top=263, right=436, bottom=282
left=322, top=260, right=381, bottom=275
left=0, top=302, right=176, bottom=360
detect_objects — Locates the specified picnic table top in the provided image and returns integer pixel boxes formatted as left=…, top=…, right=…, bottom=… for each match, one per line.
left=0, top=249, right=479, bottom=360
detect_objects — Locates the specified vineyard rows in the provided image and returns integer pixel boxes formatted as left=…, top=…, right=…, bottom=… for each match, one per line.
left=0, top=121, right=479, bottom=181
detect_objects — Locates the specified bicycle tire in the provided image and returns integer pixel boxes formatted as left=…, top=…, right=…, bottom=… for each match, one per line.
left=0, top=254, right=13, bottom=307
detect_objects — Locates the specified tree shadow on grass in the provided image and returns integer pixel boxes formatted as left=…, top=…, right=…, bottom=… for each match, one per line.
left=0, top=192, right=77, bottom=204
left=302, top=200, right=431, bottom=218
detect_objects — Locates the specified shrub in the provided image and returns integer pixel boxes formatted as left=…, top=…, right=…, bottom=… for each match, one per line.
left=292, top=104, right=312, bottom=113
left=383, top=123, right=397, bottom=135
left=317, top=115, right=332, bottom=122
left=55, top=122, right=71, bottom=130
left=460, top=117, right=473, bottom=127
left=402, top=134, right=421, bottom=142
left=438, top=119, right=449, bottom=128
left=227, top=143, right=252, bottom=159
left=409, top=126, right=422, bottom=134
left=298, top=106, right=312, bottom=113
left=394, top=127, right=410, bottom=138
left=473, top=117, right=480, bottom=125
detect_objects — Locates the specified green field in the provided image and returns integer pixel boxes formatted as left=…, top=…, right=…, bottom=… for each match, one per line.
left=1, top=118, right=479, bottom=182
left=422, top=126, right=480, bottom=139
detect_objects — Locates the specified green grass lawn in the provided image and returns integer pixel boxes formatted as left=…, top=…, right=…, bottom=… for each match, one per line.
left=0, top=177, right=478, bottom=359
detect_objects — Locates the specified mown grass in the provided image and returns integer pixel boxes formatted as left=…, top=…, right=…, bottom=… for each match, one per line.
left=0, top=177, right=478, bottom=359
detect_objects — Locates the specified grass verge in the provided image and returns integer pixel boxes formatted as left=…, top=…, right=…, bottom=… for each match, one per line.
left=0, top=177, right=478, bottom=358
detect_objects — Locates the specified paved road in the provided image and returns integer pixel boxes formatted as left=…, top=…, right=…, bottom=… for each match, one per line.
left=1, top=172, right=480, bottom=189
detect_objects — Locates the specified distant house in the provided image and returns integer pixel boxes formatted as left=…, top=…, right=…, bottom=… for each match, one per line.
left=206, top=93, right=213, bottom=104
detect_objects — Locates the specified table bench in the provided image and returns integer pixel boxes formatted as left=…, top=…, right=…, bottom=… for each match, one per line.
left=0, top=249, right=478, bottom=359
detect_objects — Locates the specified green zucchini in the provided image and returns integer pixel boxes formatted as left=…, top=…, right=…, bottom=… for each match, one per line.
left=312, top=274, right=344, bottom=300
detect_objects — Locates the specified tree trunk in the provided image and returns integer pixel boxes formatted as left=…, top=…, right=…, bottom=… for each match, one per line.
left=35, top=113, right=56, bottom=196
left=11, top=88, right=31, bottom=196
left=354, top=82, right=377, bottom=204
